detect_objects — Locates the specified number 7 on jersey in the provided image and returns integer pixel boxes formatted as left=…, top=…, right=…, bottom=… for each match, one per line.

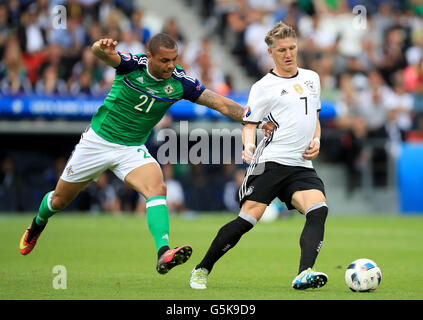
left=300, top=97, right=308, bottom=115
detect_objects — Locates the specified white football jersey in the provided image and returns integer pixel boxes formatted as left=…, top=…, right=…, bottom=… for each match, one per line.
left=243, top=68, right=321, bottom=168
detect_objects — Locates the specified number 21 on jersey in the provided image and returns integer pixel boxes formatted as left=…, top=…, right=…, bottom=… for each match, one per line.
left=134, top=94, right=155, bottom=113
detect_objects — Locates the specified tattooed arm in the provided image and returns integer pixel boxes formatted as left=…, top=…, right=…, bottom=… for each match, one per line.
left=195, top=89, right=244, bottom=122
left=195, top=89, right=276, bottom=136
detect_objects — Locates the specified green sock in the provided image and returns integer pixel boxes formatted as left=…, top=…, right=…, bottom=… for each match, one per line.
left=35, top=191, right=59, bottom=226
left=146, top=195, right=170, bottom=252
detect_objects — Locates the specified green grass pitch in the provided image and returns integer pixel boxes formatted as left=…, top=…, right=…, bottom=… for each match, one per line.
left=1, top=212, right=422, bottom=300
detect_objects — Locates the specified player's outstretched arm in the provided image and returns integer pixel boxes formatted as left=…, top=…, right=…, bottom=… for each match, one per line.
left=195, top=89, right=276, bottom=136
left=91, top=38, right=121, bottom=68
left=195, top=89, right=244, bottom=122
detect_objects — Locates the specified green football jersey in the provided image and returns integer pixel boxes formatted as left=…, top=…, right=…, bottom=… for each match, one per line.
left=91, top=51, right=205, bottom=146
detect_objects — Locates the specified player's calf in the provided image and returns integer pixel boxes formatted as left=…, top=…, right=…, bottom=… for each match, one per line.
left=195, top=213, right=256, bottom=274
left=298, top=202, right=328, bottom=273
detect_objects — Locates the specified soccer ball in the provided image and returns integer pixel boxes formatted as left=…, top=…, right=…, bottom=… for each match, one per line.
left=345, top=258, right=382, bottom=292
left=260, top=200, right=281, bottom=222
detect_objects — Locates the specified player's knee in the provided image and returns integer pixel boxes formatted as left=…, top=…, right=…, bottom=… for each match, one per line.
left=51, top=194, right=68, bottom=211
left=219, top=215, right=255, bottom=237
left=240, top=200, right=267, bottom=221
left=144, top=182, right=167, bottom=199
left=292, top=190, right=326, bottom=214
left=305, top=202, right=328, bottom=222
left=157, top=182, right=167, bottom=197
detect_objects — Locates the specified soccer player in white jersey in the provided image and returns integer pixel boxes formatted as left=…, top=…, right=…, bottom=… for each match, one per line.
left=190, top=22, right=329, bottom=290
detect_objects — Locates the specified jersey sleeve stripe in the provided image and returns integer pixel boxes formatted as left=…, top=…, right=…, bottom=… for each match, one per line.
left=172, top=69, right=196, bottom=83
left=268, top=113, right=280, bottom=128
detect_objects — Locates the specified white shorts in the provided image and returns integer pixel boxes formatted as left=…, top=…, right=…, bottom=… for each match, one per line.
left=60, top=127, right=157, bottom=183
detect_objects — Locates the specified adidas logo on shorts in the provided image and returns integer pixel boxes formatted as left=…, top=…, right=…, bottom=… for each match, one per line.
left=245, top=186, right=254, bottom=196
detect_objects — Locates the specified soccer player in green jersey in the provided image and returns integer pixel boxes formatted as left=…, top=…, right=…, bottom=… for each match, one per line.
left=19, top=33, right=274, bottom=275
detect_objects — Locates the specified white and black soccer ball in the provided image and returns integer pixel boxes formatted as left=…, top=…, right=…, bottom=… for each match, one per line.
left=260, top=200, right=281, bottom=223
left=345, top=258, right=382, bottom=292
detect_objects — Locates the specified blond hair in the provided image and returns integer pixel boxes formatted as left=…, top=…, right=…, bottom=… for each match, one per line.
left=265, top=22, right=297, bottom=49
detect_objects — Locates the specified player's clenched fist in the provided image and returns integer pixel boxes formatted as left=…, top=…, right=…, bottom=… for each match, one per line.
left=92, top=38, right=121, bottom=67
left=303, top=138, right=320, bottom=160
left=242, top=143, right=256, bottom=164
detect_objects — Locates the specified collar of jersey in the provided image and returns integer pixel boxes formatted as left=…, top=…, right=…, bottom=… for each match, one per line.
left=123, top=76, right=178, bottom=102
left=145, top=66, right=165, bottom=81
left=269, top=69, right=299, bottom=79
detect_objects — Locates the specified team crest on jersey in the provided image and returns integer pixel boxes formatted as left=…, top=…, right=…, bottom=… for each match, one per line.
left=120, top=52, right=131, bottom=61
left=293, top=84, right=303, bottom=94
left=304, top=80, right=316, bottom=93
left=243, top=106, right=251, bottom=118
left=163, top=84, right=174, bottom=95
left=65, top=165, right=73, bottom=176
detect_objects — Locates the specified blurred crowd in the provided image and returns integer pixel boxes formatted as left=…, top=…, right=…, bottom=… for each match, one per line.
left=0, top=0, right=239, bottom=213
left=1, top=0, right=423, bottom=212
left=0, top=0, right=232, bottom=96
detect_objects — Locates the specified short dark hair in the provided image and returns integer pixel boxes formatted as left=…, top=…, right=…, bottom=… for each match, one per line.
left=147, top=33, right=178, bottom=55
